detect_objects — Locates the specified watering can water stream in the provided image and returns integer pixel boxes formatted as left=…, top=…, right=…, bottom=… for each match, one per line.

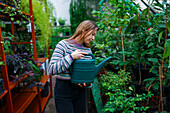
left=70, top=53, right=111, bottom=84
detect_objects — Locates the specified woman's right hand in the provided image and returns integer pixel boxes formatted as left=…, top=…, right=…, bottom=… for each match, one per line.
left=71, top=49, right=88, bottom=59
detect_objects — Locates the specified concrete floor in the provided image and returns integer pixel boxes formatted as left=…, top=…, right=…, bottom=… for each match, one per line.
left=44, top=76, right=57, bottom=113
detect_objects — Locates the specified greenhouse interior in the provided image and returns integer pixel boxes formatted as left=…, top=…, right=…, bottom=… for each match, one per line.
left=0, top=0, right=170, bottom=113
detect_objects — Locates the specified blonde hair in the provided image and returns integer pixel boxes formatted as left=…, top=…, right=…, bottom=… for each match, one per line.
left=65, top=20, right=98, bottom=48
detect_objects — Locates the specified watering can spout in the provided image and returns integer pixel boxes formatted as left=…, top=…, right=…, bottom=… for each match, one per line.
left=95, top=56, right=112, bottom=75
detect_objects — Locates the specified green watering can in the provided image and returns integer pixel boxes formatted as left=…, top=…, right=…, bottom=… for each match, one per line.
left=70, top=53, right=111, bottom=84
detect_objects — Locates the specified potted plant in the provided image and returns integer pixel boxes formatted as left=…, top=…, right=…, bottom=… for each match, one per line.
left=64, top=25, right=71, bottom=36
left=58, top=18, right=66, bottom=26
left=56, top=26, right=63, bottom=36
left=53, top=17, right=57, bottom=26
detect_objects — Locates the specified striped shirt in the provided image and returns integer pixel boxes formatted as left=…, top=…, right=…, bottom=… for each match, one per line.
left=48, top=39, right=92, bottom=80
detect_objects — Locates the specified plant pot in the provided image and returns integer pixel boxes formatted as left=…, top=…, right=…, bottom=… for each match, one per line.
left=0, top=79, right=5, bottom=95
left=132, top=67, right=150, bottom=81
left=59, top=33, right=63, bottom=37
left=65, top=31, right=70, bottom=36
left=54, top=22, right=57, bottom=26
left=59, top=22, right=65, bottom=26
left=0, top=95, right=7, bottom=108
left=41, top=81, right=49, bottom=97
left=135, top=84, right=147, bottom=94
left=166, top=96, right=170, bottom=112
left=0, top=0, right=5, bottom=3
left=164, top=85, right=170, bottom=97
left=101, top=94, right=108, bottom=106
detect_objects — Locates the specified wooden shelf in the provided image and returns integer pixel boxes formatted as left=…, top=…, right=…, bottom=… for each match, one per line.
left=0, top=90, right=8, bottom=99
left=0, top=0, right=52, bottom=112
left=24, top=75, right=50, bottom=113
left=24, top=92, right=51, bottom=113
left=12, top=87, right=38, bottom=113
left=0, top=86, right=37, bottom=113
left=9, top=75, right=27, bottom=90
left=41, top=92, right=51, bottom=111
left=0, top=75, right=50, bottom=113
left=37, top=58, right=48, bottom=67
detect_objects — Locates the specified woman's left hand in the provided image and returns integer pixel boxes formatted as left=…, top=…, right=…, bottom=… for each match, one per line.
left=77, top=83, right=92, bottom=87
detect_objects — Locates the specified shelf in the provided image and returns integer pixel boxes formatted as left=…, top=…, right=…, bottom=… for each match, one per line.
left=10, top=42, right=33, bottom=45
left=12, top=87, right=37, bottom=113
left=37, top=58, right=48, bottom=67
left=41, top=92, right=51, bottom=111
left=0, top=86, right=37, bottom=113
left=0, top=90, right=8, bottom=99
left=9, top=75, right=27, bottom=90
left=24, top=75, right=50, bottom=113
left=24, top=92, right=51, bottom=113
left=0, top=75, right=50, bottom=113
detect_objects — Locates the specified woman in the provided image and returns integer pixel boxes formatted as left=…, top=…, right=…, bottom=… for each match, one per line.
left=48, top=20, right=98, bottom=113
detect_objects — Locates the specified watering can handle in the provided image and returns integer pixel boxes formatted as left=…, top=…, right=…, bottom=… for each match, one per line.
left=85, top=53, right=95, bottom=59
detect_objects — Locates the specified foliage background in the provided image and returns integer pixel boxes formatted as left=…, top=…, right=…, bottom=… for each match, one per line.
left=69, top=0, right=100, bottom=34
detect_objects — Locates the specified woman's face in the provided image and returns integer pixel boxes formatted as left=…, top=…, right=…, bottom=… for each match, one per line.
left=83, top=29, right=97, bottom=44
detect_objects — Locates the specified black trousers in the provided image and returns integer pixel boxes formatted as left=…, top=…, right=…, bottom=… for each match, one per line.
left=54, top=79, right=87, bottom=113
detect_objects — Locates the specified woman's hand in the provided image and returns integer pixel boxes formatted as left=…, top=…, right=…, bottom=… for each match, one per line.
left=71, top=49, right=88, bottom=59
left=77, top=83, right=92, bottom=88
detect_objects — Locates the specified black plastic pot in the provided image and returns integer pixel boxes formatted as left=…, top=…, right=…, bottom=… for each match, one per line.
left=134, top=84, right=147, bottom=94
left=0, top=95, right=7, bottom=108
left=0, top=0, right=5, bottom=3
left=41, top=81, right=49, bottom=97
left=132, top=67, right=151, bottom=81
left=54, top=22, right=57, bottom=26
left=166, top=96, right=170, bottom=112
left=0, top=79, right=5, bottom=95
left=165, top=85, right=170, bottom=112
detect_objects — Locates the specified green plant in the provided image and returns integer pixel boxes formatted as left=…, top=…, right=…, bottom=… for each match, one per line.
left=58, top=18, right=66, bottom=26
left=99, top=70, right=153, bottom=113
left=0, top=0, right=29, bottom=22
left=163, top=39, right=170, bottom=68
left=56, top=26, right=63, bottom=34
left=21, top=0, right=55, bottom=51
left=2, top=32, right=14, bottom=55
left=0, top=57, right=4, bottom=65
left=92, top=0, right=140, bottom=70
left=69, top=0, right=98, bottom=33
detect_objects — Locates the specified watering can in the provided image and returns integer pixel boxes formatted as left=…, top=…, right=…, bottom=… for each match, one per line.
left=70, top=53, right=111, bottom=84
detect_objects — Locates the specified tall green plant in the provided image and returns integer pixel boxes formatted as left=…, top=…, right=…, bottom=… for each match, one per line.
left=20, top=0, right=55, bottom=50
left=92, top=0, right=140, bottom=70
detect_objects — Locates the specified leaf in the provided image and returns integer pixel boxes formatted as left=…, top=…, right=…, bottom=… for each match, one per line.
left=129, top=87, right=133, bottom=91
left=167, top=22, right=170, bottom=33
left=110, top=60, right=121, bottom=65
left=148, top=43, right=154, bottom=48
left=147, top=58, right=158, bottom=63
left=0, top=61, right=4, bottom=65
left=16, top=20, right=20, bottom=24
left=11, top=17, right=14, bottom=21
left=168, top=33, right=170, bottom=36
left=163, top=39, right=170, bottom=59
left=169, top=57, right=170, bottom=68
left=158, top=31, right=164, bottom=43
